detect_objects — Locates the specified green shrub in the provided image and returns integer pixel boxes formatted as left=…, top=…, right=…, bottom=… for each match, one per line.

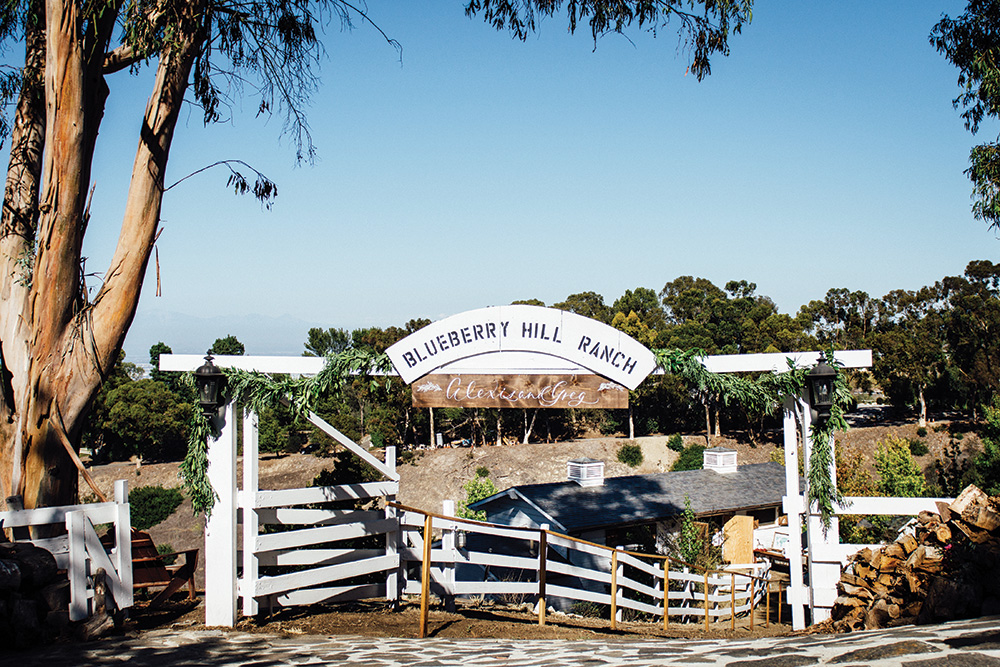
left=671, top=444, right=706, bottom=471
left=617, top=442, right=643, bottom=467
left=457, top=473, right=498, bottom=521
left=475, top=465, right=490, bottom=478
left=874, top=435, right=926, bottom=497
left=667, top=434, right=684, bottom=452
left=130, top=485, right=184, bottom=531
left=916, top=426, right=928, bottom=438
left=908, top=439, right=929, bottom=457
left=599, top=419, right=620, bottom=435
left=570, top=601, right=604, bottom=618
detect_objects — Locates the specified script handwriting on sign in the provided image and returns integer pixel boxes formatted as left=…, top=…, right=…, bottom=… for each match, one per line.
left=412, top=374, right=627, bottom=410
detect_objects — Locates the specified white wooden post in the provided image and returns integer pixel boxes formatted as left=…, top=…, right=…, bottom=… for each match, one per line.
left=615, top=555, right=624, bottom=623
left=113, top=480, right=133, bottom=609
left=241, top=410, right=260, bottom=617
left=804, top=396, right=841, bottom=624
left=67, top=511, right=88, bottom=621
left=205, top=402, right=238, bottom=627
left=442, top=499, right=456, bottom=612
left=782, top=395, right=807, bottom=631
left=385, top=446, right=399, bottom=606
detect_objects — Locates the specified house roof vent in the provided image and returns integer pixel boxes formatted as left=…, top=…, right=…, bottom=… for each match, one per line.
left=703, top=446, right=737, bottom=474
left=567, top=458, right=605, bottom=486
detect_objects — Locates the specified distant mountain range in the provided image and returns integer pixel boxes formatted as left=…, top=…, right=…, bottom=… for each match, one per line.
left=122, top=309, right=324, bottom=363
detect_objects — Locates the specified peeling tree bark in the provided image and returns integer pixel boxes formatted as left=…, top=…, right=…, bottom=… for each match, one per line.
left=0, top=4, right=46, bottom=501
left=1, top=0, right=206, bottom=509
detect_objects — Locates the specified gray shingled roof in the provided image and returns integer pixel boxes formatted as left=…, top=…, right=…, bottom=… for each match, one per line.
left=471, top=462, right=794, bottom=533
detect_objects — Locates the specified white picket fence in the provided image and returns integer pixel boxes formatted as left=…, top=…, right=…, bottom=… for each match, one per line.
left=0, top=480, right=132, bottom=621
left=234, top=476, right=771, bottom=627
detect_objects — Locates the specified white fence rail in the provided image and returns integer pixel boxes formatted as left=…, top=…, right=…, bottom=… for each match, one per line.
left=238, top=448, right=400, bottom=614
left=806, top=494, right=956, bottom=611
left=0, top=480, right=132, bottom=621
left=393, top=503, right=771, bottom=628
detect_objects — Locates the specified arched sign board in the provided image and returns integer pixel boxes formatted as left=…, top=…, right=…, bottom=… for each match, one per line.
left=385, top=305, right=657, bottom=409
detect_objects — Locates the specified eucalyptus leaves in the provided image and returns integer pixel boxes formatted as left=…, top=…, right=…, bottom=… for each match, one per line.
left=180, top=348, right=391, bottom=514
left=656, top=347, right=849, bottom=529
left=181, top=347, right=848, bottom=523
left=806, top=358, right=852, bottom=530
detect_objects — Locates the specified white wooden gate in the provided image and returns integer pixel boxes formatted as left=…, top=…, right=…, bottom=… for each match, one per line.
left=238, top=409, right=400, bottom=614
left=0, top=480, right=132, bottom=620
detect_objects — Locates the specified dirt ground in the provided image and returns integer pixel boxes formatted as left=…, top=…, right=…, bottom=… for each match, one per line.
left=128, top=597, right=794, bottom=641
left=81, top=412, right=981, bottom=640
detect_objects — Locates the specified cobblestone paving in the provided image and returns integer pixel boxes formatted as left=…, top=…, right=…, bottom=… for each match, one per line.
left=5, top=616, right=1000, bottom=666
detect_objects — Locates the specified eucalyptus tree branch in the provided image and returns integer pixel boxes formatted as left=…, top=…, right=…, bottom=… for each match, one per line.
left=103, top=44, right=142, bottom=73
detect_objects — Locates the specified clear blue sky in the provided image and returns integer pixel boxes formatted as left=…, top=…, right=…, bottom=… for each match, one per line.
left=77, top=1, right=994, bottom=361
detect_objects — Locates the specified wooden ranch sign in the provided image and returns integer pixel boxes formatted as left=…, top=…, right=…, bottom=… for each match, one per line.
left=386, top=305, right=657, bottom=409
left=412, top=374, right=628, bottom=409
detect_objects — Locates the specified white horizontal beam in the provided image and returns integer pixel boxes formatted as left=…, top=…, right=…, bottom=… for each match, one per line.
left=160, top=349, right=873, bottom=376
left=158, top=354, right=325, bottom=374
left=696, top=350, right=873, bottom=374
left=834, top=496, right=953, bottom=516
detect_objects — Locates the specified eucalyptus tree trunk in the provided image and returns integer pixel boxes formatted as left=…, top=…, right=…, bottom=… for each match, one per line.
left=918, top=384, right=927, bottom=428
left=522, top=408, right=538, bottom=444
left=704, top=404, right=712, bottom=445
left=0, top=0, right=205, bottom=509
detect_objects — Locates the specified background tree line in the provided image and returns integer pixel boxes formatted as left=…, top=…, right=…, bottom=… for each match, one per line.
left=84, top=259, right=1000, bottom=462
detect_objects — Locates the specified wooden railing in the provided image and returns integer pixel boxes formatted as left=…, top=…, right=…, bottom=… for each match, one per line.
left=235, top=481, right=776, bottom=636
left=389, top=503, right=772, bottom=637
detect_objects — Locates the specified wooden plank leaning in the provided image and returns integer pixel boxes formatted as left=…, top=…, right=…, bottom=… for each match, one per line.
left=419, top=514, right=432, bottom=638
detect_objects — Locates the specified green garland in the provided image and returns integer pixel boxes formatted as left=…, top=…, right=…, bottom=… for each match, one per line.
left=180, top=411, right=217, bottom=516
left=181, top=349, right=391, bottom=515
left=181, top=346, right=850, bottom=524
left=806, top=357, right=852, bottom=530
left=655, top=348, right=850, bottom=530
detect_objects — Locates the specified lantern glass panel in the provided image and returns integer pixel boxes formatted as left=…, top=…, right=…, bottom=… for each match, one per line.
left=199, top=377, right=219, bottom=407
left=813, top=378, right=833, bottom=405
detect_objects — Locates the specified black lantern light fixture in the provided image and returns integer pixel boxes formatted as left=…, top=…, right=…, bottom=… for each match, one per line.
left=194, top=352, right=226, bottom=418
left=806, top=352, right=837, bottom=425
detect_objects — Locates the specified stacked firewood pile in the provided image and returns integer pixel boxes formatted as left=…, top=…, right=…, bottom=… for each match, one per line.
left=827, top=484, right=1000, bottom=632
left=0, top=541, right=67, bottom=648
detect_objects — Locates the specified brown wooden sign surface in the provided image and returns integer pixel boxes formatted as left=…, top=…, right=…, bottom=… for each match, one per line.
left=411, top=374, right=628, bottom=409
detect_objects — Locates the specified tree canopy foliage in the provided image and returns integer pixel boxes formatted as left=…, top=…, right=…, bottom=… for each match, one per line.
left=933, top=0, right=1000, bottom=228
left=0, top=0, right=753, bottom=507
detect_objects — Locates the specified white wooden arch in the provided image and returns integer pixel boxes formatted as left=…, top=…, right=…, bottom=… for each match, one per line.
left=163, top=346, right=952, bottom=631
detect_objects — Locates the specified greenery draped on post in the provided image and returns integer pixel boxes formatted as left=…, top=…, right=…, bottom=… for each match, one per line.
left=654, top=348, right=848, bottom=529
left=180, top=349, right=392, bottom=514
left=181, top=346, right=849, bottom=525
left=805, top=358, right=851, bottom=530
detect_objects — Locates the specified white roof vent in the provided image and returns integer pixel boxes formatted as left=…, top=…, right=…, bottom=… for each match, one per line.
left=703, top=446, right=737, bottom=474
left=567, top=458, right=605, bottom=487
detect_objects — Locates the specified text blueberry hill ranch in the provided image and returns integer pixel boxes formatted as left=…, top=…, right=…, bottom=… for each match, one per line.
left=397, top=319, right=640, bottom=376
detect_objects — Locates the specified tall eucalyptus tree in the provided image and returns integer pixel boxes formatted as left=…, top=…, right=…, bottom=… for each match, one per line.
left=0, top=0, right=751, bottom=508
